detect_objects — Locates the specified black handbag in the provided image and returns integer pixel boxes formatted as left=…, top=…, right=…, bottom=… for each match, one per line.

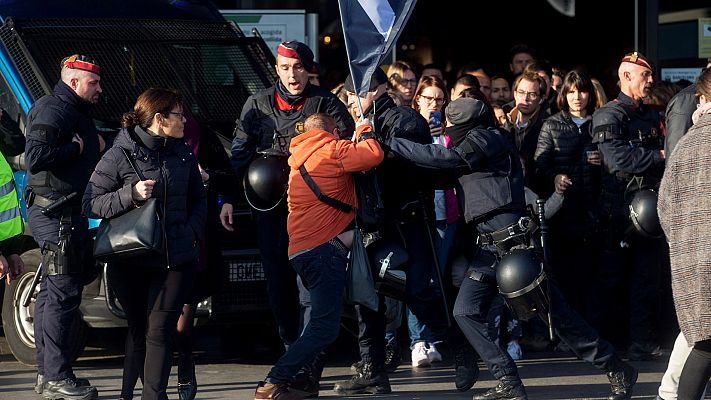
left=93, top=147, right=165, bottom=264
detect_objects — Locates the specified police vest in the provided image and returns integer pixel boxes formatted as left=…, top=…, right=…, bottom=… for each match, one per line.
left=251, top=89, right=325, bottom=153
left=0, top=154, right=23, bottom=240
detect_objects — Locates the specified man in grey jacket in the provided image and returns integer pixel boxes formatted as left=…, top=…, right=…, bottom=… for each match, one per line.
left=664, top=59, right=711, bottom=158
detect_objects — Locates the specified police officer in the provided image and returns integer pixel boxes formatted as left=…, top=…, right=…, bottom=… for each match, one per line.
left=0, top=109, right=26, bottom=285
left=590, top=52, right=666, bottom=361
left=386, top=96, right=637, bottom=400
left=25, top=54, right=105, bottom=400
left=333, top=69, right=449, bottom=395
left=220, top=41, right=354, bottom=394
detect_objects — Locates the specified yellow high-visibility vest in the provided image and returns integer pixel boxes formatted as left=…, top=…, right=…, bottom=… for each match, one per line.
left=0, top=154, right=23, bottom=241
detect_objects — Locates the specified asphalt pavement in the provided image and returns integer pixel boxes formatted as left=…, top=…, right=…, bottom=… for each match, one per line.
left=0, top=325, right=707, bottom=399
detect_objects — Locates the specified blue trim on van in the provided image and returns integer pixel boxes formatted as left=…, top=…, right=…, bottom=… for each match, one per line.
left=0, top=45, right=32, bottom=114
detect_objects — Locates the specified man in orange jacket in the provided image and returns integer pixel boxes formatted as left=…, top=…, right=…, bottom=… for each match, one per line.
left=255, top=113, right=383, bottom=400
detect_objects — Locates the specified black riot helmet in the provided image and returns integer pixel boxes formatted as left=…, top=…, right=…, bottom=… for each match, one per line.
left=629, top=189, right=663, bottom=239
left=368, top=239, right=409, bottom=301
left=496, top=248, right=550, bottom=321
left=243, top=151, right=289, bottom=212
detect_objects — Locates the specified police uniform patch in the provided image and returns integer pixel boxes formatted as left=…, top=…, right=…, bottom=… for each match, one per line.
left=295, top=121, right=305, bottom=135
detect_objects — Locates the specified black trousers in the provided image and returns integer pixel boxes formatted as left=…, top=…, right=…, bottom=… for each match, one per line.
left=453, top=248, right=624, bottom=380
left=589, top=195, right=662, bottom=347
left=29, top=205, right=90, bottom=382
left=256, top=204, right=301, bottom=346
left=109, top=263, right=194, bottom=400
left=678, top=339, right=711, bottom=400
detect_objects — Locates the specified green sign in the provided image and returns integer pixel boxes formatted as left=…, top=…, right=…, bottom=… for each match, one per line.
left=700, top=18, right=711, bottom=58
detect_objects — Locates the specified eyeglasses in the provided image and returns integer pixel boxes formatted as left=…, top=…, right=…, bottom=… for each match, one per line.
left=419, top=94, right=445, bottom=105
left=399, top=78, right=418, bottom=86
left=167, top=111, right=184, bottom=118
left=514, top=89, right=540, bottom=100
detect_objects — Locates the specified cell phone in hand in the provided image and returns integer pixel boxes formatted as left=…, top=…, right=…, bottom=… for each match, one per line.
left=429, top=111, right=442, bottom=127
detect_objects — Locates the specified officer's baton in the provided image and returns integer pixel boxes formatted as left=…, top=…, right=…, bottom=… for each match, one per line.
left=22, top=261, right=42, bottom=308
left=536, top=199, right=555, bottom=341
left=418, top=194, right=452, bottom=328
left=40, top=192, right=77, bottom=217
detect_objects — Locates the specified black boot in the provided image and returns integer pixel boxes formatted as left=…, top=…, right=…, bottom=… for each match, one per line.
left=178, top=357, right=197, bottom=400
left=384, top=342, right=402, bottom=372
left=42, top=378, right=98, bottom=400
left=454, top=346, right=479, bottom=392
left=472, top=376, right=527, bottom=400
left=607, top=363, right=638, bottom=400
left=36, top=375, right=92, bottom=395
left=333, top=361, right=391, bottom=395
left=289, top=371, right=319, bottom=399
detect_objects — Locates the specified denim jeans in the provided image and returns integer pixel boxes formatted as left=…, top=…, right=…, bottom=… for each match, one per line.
left=266, top=242, right=348, bottom=384
left=407, top=220, right=458, bottom=347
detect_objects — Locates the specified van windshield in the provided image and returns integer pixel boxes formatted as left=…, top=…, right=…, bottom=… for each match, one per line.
left=1, top=18, right=276, bottom=129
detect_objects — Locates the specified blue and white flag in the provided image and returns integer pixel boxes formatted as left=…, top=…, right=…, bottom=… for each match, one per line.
left=338, top=0, right=417, bottom=97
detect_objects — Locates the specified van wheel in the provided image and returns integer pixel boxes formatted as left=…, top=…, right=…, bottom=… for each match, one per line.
left=1, top=249, right=87, bottom=365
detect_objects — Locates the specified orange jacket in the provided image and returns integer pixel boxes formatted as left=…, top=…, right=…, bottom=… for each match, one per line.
left=287, top=126, right=384, bottom=256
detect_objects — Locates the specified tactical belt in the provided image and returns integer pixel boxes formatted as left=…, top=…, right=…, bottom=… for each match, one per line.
left=476, top=217, right=535, bottom=246
left=31, top=194, right=56, bottom=209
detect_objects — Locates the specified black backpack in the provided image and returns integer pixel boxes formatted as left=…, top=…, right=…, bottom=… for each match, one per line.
left=299, top=165, right=385, bottom=233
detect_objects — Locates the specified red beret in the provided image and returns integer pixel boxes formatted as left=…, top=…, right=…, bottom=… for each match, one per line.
left=276, top=41, right=317, bottom=74
left=62, top=54, right=100, bottom=75
left=622, top=51, right=653, bottom=73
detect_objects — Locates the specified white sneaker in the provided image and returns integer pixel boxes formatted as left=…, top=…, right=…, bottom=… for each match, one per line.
left=427, top=342, right=443, bottom=363
left=411, top=342, right=431, bottom=367
left=507, top=340, right=523, bottom=360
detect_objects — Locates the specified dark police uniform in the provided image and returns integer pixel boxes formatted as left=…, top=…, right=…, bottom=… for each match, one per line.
left=230, top=82, right=354, bottom=346
left=590, top=91, right=665, bottom=356
left=25, top=81, right=101, bottom=384
left=387, top=100, right=635, bottom=398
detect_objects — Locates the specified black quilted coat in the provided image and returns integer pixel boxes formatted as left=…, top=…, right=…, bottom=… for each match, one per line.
left=82, top=126, right=207, bottom=268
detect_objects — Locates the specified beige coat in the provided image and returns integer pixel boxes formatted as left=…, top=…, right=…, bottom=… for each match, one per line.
left=658, top=112, right=711, bottom=346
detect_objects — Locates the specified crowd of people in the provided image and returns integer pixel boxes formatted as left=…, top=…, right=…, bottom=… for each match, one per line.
left=14, top=38, right=711, bottom=400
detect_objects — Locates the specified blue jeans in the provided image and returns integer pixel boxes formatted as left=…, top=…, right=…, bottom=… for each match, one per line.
left=407, top=220, right=458, bottom=347
left=266, top=242, right=348, bottom=384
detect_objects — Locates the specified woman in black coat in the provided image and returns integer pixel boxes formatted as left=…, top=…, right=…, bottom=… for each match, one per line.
left=533, top=70, right=600, bottom=318
left=82, top=88, right=207, bottom=400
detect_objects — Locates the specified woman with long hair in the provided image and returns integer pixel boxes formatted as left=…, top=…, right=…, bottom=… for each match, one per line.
left=658, top=68, right=711, bottom=400
left=83, top=88, right=207, bottom=400
left=534, top=70, right=600, bottom=317
left=387, top=61, right=418, bottom=106
left=407, top=76, right=455, bottom=367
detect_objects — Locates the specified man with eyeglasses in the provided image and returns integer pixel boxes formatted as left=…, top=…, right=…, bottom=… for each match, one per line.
left=224, top=40, right=354, bottom=398
left=589, top=51, right=666, bottom=364
left=505, top=71, right=550, bottom=192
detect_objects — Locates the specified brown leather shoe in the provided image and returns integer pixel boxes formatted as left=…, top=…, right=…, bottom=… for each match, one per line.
left=254, top=382, right=301, bottom=400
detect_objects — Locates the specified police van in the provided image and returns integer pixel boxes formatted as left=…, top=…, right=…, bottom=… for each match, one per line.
left=0, top=0, right=272, bottom=364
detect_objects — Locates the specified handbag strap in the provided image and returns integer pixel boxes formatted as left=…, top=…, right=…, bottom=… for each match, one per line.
left=120, top=147, right=147, bottom=181
left=298, top=165, right=353, bottom=213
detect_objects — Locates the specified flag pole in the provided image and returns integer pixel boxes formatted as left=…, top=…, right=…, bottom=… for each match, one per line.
left=337, top=2, right=366, bottom=122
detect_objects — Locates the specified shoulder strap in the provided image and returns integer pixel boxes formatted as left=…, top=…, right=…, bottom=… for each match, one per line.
left=298, top=165, right=353, bottom=213
left=303, top=96, right=324, bottom=115
left=120, top=147, right=147, bottom=181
